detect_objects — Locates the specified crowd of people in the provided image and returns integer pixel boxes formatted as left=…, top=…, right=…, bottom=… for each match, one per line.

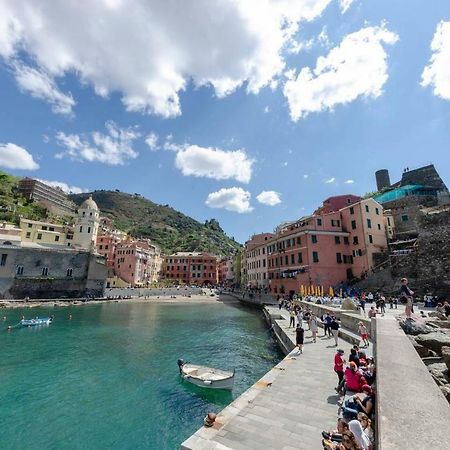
left=322, top=345, right=377, bottom=449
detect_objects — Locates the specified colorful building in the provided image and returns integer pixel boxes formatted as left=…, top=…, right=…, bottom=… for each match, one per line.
left=162, top=252, right=218, bottom=286
left=244, top=233, right=274, bottom=288
left=20, top=218, right=74, bottom=248
left=218, top=256, right=235, bottom=286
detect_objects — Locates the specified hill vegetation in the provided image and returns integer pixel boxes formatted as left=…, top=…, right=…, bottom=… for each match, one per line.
left=70, top=190, right=241, bottom=255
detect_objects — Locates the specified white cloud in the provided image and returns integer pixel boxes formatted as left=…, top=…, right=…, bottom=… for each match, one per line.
left=421, top=21, right=450, bottom=100
left=283, top=24, right=398, bottom=121
left=344, top=179, right=354, bottom=184
left=256, top=190, right=282, bottom=206
left=145, top=133, right=159, bottom=151
left=13, top=63, right=75, bottom=116
left=281, top=161, right=288, bottom=167
left=0, top=143, right=39, bottom=170
left=264, top=106, right=270, bottom=113
left=205, top=187, right=253, bottom=213
left=175, top=145, right=254, bottom=183
left=340, top=0, right=356, bottom=14
left=317, top=26, right=331, bottom=48
left=37, top=179, right=87, bottom=194
left=55, top=121, right=140, bottom=165
left=325, top=177, right=335, bottom=183
left=0, top=0, right=333, bottom=117
left=303, top=174, right=309, bottom=179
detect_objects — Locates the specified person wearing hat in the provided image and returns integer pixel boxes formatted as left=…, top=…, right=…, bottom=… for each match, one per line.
left=334, top=349, right=345, bottom=391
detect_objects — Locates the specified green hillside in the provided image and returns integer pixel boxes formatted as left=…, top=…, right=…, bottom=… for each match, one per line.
left=70, top=190, right=241, bottom=255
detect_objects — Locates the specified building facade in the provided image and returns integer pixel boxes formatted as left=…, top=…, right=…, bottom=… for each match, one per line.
left=162, top=252, right=218, bottom=286
left=218, top=256, right=235, bottom=286
left=18, top=178, right=76, bottom=216
left=20, top=218, right=74, bottom=248
left=72, top=196, right=100, bottom=251
left=114, top=240, right=162, bottom=286
left=243, top=233, right=274, bottom=288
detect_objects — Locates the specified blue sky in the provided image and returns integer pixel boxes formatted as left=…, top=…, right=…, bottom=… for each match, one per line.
left=0, top=0, right=449, bottom=244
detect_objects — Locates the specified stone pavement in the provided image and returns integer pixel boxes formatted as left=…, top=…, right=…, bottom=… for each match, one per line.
left=182, top=307, right=371, bottom=450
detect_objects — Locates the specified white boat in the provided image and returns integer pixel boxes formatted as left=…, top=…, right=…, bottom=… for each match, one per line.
left=20, top=317, right=52, bottom=327
left=178, top=359, right=235, bottom=390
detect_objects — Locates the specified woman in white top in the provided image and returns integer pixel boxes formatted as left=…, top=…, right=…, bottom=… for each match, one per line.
left=309, top=314, right=319, bottom=343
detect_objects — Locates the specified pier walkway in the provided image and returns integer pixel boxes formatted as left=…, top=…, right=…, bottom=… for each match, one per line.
left=182, top=307, right=369, bottom=450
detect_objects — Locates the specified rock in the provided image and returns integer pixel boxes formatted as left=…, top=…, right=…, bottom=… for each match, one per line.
left=399, top=317, right=432, bottom=336
left=440, top=385, right=450, bottom=403
left=427, top=363, right=450, bottom=386
left=411, top=340, right=433, bottom=358
left=341, top=298, right=358, bottom=311
left=442, top=346, right=450, bottom=371
left=415, top=332, right=450, bottom=354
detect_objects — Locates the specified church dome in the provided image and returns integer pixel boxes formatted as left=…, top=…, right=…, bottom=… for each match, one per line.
left=80, top=195, right=99, bottom=211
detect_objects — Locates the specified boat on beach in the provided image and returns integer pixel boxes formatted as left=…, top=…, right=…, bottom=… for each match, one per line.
left=20, top=317, right=53, bottom=327
left=178, top=359, right=235, bottom=390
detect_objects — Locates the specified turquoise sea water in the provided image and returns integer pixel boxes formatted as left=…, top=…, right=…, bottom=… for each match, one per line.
left=0, top=301, right=282, bottom=449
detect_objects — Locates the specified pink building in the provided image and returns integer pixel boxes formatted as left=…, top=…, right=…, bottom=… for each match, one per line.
left=218, top=256, right=234, bottom=286
left=315, top=194, right=362, bottom=214
left=243, top=233, right=274, bottom=288
left=114, top=240, right=161, bottom=286
left=261, top=197, right=388, bottom=296
left=96, top=234, right=121, bottom=269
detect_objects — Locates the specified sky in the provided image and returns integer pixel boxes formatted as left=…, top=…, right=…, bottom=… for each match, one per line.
left=0, top=0, right=449, bottom=244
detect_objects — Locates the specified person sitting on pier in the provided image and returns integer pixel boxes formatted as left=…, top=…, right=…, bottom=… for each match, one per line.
left=357, top=413, right=374, bottom=448
left=337, top=362, right=366, bottom=396
left=342, top=385, right=375, bottom=420
left=348, top=420, right=370, bottom=450
left=322, top=418, right=349, bottom=444
left=323, top=429, right=362, bottom=450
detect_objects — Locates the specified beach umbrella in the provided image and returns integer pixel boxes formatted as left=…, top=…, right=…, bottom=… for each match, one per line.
left=329, top=286, right=334, bottom=297
left=321, top=286, right=324, bottom=297
left=339, top=288, right=343, bottom=298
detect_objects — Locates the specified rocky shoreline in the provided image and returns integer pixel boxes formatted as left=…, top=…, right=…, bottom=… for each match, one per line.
left=399, top=315, right=450, bottom=403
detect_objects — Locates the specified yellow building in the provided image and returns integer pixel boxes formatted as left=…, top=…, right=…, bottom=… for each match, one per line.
left=20, top=219, right=74, bottom=248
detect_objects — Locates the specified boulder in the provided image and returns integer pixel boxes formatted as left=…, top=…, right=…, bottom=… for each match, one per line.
left=440, top=385, right=450, bottom=403
left=399, top=317, right=432, bottom=336
left=442, top=346, right=450, bottom=371
left=341, top=298, right=358, bottom=311
left=411, top=340, right=433, bottom=358
left=415, top=332, right=450, bottom=354
left=427, top=362, right=450, bottom=386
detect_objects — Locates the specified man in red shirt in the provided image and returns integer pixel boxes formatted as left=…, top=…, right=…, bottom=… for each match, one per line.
left=334, top=349, right=345, bottom=391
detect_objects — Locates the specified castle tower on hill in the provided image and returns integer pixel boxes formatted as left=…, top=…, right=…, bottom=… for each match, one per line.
left=73, top=196, right=100, bottom=252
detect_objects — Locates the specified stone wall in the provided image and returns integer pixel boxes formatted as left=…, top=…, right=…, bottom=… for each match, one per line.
left=0, top=246, right=107, bottom=299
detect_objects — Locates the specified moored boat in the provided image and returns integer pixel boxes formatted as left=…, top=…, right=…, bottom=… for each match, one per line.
left=20, top=317, right=52, bottom=327
left=177, top=359, right=235, bottom=390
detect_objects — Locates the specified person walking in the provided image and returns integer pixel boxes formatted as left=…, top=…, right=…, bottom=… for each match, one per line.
left=330, top=316, right=340, bottom=346
left=310, top=314, right=319, bottom=343
left=400, top=277, right=414, bottom=319
left=358, top=322, right=369, bottom=347
left=296, top=309, right=303, bottom=328
left=323, top=312, right=332, bottom=338
left=289, top=309, right=295, bottom=327
left=295, top=324, right=304, bottom=354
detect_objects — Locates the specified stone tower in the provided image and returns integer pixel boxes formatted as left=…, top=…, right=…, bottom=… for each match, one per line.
left=72, top=195, right=100, bottom=252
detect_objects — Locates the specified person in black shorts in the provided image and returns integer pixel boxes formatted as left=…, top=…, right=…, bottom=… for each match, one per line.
left=295, top=324, right=304, bottom=354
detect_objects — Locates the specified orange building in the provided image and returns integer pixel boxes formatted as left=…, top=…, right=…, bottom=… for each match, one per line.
left=162, top=252, right=218, bottom=286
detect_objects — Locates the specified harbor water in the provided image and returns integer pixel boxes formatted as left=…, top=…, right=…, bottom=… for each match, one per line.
left=0, top=300, right=282, bottom=449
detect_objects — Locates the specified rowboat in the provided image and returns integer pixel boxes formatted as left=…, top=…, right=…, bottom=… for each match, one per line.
left=20, top=317, right=52, bottom=327
left=177, top=359, right=235, bottom=390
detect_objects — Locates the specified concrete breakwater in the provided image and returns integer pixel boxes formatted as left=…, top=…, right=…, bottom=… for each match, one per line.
left=181, top=303, right=358, bottom=450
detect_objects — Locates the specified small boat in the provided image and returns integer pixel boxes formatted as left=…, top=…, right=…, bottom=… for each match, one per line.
left=178, top=359, right=235, bottom=390
left=20, top=317, right=52, bottom=327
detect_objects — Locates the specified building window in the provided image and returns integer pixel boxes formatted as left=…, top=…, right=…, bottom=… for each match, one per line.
left=28, top=223, right=32, bottom=228
left=375, top=208, right=380, bottom=215
left=55, top=235, right=60, bottom=242
left=350, top=207, right=354, bottom=215
left=369, top=235, right=373, bottom=244
left=353, top=236, right=359, bottom=245
left=311, top=235, right=318, bottom=243
left=82, top=211, right=85, bottom=216
left=0, top=254, right=7, bottom=266
left=387, top=217, right=391, bottom=226
left=42, top=226, right=48, bottom=231
left=26, top=232, right=31, bottom=238
left=42, top=267, right=49, bottom=276
left=336, top=253, right=342, bottom=264
left=99, top=245, right=103, bottom=250
left=16, top=265, right=24, bottom=275
left=298, top=253, right=303, bottom=264
left=79, top=226, right=83, bottom=232
left=312, top=251, right=319, bottom=263
left=377, top=224, right=381, bottom=230
left=49, top=227, right=55, bottom=232
left=367, top=219, right=372, bottom=228
left=67, top=268, right=73, bottom=277
left=317, top=218, right=322, bottom=226
left=344, top=236, right=349, bottom=245
left=351, top=220, right=356, bottom=230
left=291, top=254, right=295, bottom=264
left=37, top=233, right=42, bottom=240
left=285, top=255, right=288, bottom=265
left=402, top=214, right=409, bottom=222
left=365, top=204, right=369, bottom=213
left=335, top=236, right=341, bottom=244
left=87, top=227, right=91, bottom=233
left=297, top=236, right=301, bottom=245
